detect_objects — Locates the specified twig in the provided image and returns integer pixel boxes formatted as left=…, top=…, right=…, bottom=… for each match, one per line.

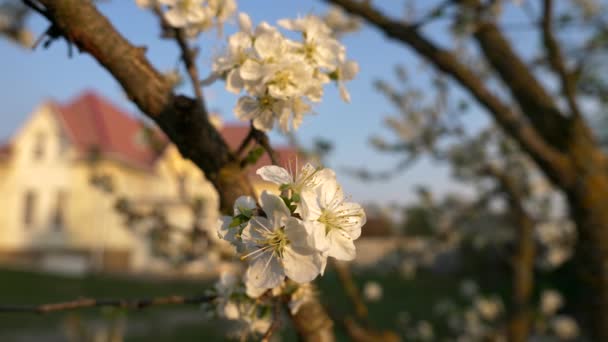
left=251, top=126, right=279, bottom=166
left=236, top=127, right=255, bottom=157
left=333, top=261, right=368, bottom=322
left=540, top=0, right=582, bottom=119
left=0, top=294, right=215, bottom=314
left=262, top=302, right=282, bottom=342
left=411, top=0, right=454, bottom=28
left=151, top=5, right=205, bottom=107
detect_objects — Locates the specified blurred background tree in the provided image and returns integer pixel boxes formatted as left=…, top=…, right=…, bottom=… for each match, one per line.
left=1, top=0, right=607, bottom=341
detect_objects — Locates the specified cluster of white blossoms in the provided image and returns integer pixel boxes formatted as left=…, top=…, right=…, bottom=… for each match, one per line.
left=212, top=13, right=359, bottom=132
left=536, top=289, right=580, bottom=340
left=205, top=272, right=271, bottom=338
left=136, top=0, right=237, bottom=35
left=206, top=270, right=317, bottom=338
left=217, top=163, right=366, bottom=291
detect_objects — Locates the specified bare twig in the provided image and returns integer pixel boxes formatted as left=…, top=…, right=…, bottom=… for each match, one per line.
left=236, top=127, right=255, bottom=158
left=262, top=302, right=282, bottom=342
left=0, top=294, right=215, bottom=314
left=151, top=5, right=205, bottom=107
left=333, top=261, right=368, bottom=322
left=541, top=0, right=582, bottom=119
left=251, top=126, right=279, bottom=166
left=412, top=0, right=454, bottom=28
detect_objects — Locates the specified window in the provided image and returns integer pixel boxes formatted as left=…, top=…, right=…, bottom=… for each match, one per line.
left=52, top=190, right=67, bottom=231
left=33, top=132, right=46, bottom=160
left=23, top=191, right=36, bottom=227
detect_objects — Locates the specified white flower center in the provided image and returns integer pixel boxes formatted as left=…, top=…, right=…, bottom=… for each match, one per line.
left=318, top=207, right=362, bottom=234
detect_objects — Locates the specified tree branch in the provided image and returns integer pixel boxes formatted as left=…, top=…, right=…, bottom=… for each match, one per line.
left=0, top=294, right=214, bottom=314
left=31, top=0, right=250, bottom=212
left=325, top=0, right=573, bottom=187
left=482, top=165, right=535, bottom=342
left=472, top=18, right=571, bottom=149
left=540, top=0, right=582, bottom=119
left=151, top=4, right=205, bottom=106
left=27, top=2, right=337, bottom=340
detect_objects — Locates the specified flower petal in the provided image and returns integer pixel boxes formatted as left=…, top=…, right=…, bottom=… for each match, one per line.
left=299, top=189, right=323, bottom=221
left=282, top=248, right=322, bottom=284
left=225, top=69, right=244, bottom=94
left=260, top=191, right=290, bottom=227
left=256, top=165, right=293, bottom=185
left=246, top=252, right=284, bottom=289
left=327, top=231, right=356, bottom=261
left=233, top=196, right=257, bottom=216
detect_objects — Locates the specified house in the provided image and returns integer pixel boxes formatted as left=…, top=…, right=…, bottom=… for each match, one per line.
left=0, top=91, right=298, bottom=274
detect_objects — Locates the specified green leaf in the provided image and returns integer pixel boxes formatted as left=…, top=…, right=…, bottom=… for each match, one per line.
left=229, top=216, right=245, bottom=228
left=244, top=147, right=265, bottom=166
left=292, top=193, right=301, bottom=203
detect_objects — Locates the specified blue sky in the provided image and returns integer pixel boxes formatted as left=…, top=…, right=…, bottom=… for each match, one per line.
left=0, top=1, right=537, bottom=206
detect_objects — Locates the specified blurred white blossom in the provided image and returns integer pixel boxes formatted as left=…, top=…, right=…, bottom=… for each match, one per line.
left=551, top=315, right=579, bottom=340
left=541, top=289, right=564, bottom=316
left=363, top=281, right=383, bottom=302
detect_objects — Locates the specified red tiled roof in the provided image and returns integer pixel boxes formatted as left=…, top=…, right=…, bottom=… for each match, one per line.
left=0, top=143, right=11, bottom=161
left=52, top=91, right=166, bottom=169
left=48, top=91, right=299, bottom=172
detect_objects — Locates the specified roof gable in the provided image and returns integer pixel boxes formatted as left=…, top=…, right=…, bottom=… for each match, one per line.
left=44, top=91, right=299, bottom=173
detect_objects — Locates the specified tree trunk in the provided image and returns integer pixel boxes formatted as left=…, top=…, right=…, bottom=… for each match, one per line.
left=509, top=210, right=535, bottom=342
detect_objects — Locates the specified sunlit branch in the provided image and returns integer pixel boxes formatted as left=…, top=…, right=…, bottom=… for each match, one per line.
left=0, top=294, right=215, bottom=314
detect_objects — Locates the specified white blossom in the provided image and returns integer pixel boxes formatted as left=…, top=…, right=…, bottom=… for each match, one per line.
left=541, top=289, right=564, bottom=316
left=334, top=59, right=359, bottom=103
left=323, top=6, right=362, bottom=36
left=240, top=191, right=323, bottom=289
left=211, top=271, right=272, bottom=338
left=363, top=281, right=383, bottom=302
left=211, top=14, right=358, bottom=132
left=256, top=163, right=336, bottom=196
left=159, top=0, right=209, bottom=28
left=217, top=195, right=256, bottom=250
left=474, top=296, right=502, bottom=321
left=300, top=178, right=366, bottom=262
left=551, top=316, right=579, bottom=340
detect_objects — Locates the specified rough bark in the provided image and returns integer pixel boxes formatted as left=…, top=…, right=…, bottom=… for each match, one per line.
left=31, top=1, right=336, bottom=340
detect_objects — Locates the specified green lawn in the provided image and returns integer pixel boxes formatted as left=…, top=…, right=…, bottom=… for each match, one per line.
left=0, top=265, right=504, bottom=341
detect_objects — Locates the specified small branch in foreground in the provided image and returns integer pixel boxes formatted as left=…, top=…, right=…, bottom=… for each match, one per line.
left=236, top=127, right=256, bottom=158
left=333, top=261, right=368, bottom=322
left=151, top=4, right=206, bottom=107
left=262, top=302, right=282, bottom=342
left=0, top=294, right=215, bottom=314
left=251, top=126, right=279, bottom=166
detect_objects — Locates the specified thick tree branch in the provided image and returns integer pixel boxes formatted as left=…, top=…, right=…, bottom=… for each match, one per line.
left=0, top=294, right=214, bottom=314
left=472, top=19, right=571, bottom=149
left=32, top=0, right=250, bottom=212
left=325, top=0, right=573, bottom=187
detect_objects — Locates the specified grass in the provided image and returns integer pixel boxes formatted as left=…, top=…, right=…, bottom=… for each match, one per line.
left=0, top=261, right=516, bottom=341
